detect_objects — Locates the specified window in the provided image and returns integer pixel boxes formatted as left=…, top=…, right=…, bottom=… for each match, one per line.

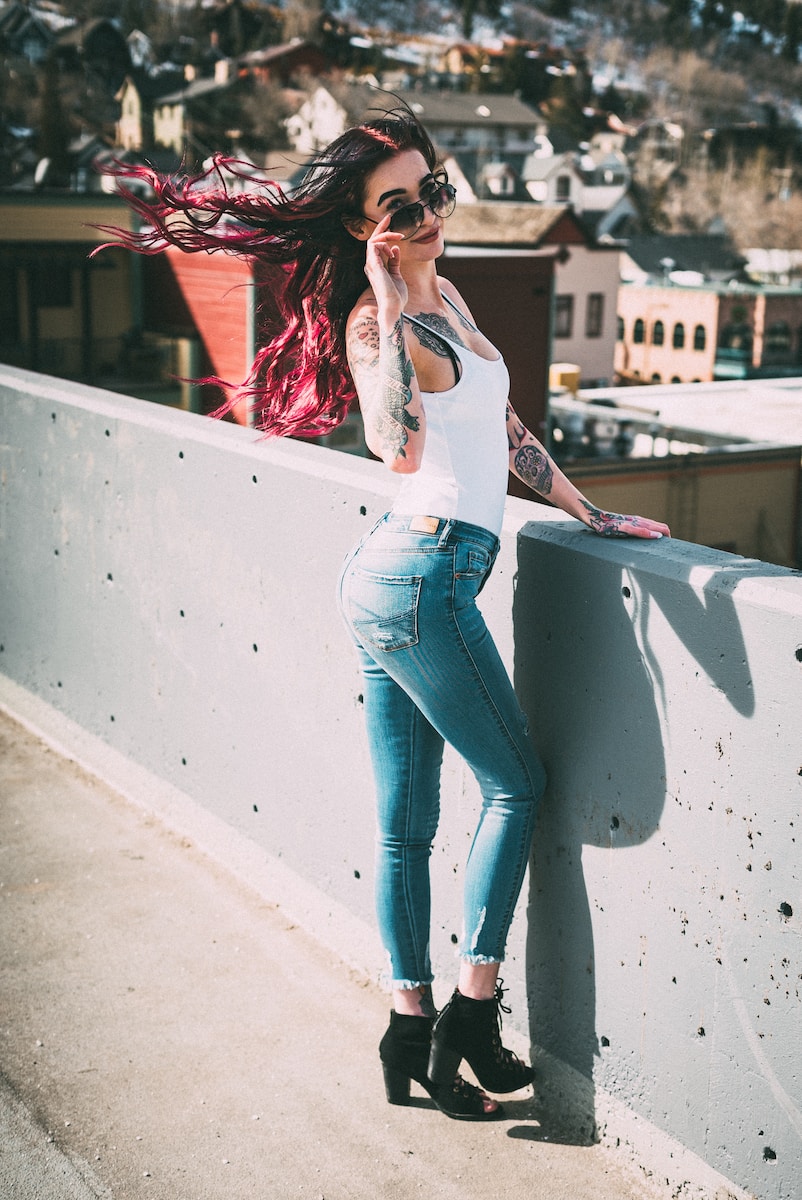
left=693, top=324, right=706, bottom=351
left=633, top=318, right=645, bottom=344
left=652, top=320, right=664, bottom=346
left=766, top=321, right=791, bottom=353
left=651, top=372, right=662, bottom=382
left=33, top=262, right=72, bottom=308
left=554, top=295, right=574, bottom=338
left=616, top=315, right=625, bottom=341
left=673, top=322, right=685, bottom=349
left=555, top=174, right=571, bottom=202
left=719, top=324, right=753, bottom=353
left=586, top=293, right=604, bottom=338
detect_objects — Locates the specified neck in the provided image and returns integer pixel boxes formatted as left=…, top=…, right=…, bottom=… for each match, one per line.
left=403, top=260, right=443, bottom=312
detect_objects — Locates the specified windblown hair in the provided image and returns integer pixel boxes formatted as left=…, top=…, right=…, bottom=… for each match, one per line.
left=97, top=109, right=438, bottom=436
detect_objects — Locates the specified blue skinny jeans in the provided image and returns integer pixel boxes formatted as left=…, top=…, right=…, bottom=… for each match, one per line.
left=337, top=513, right=547, bottom=990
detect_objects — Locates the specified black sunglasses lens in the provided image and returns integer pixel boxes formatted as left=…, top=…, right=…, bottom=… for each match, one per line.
left=389, top=203, right=424, bottom=235
left=432, top=184, right=456, bottom=216
left=386, top=185, right=456, bottom=236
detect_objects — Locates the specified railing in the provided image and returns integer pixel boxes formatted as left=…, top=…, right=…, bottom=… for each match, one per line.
left=1, top=365, right=800, bottom=1200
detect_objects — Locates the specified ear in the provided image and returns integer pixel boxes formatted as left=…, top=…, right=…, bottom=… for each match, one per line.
left=342, top=214, right=370, bottom=241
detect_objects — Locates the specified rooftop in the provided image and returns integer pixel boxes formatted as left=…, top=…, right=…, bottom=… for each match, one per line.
left=578, top=376, right=802, bottom=448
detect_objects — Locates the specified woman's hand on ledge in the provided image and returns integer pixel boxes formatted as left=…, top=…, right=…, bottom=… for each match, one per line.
left=581, top=502, right=672, bottom=540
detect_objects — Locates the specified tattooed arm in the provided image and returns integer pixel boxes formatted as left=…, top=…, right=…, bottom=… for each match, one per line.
left=344, top=211, right=427, bottom=471
left=506, top=403, right=671, bottom=540
left=346, top=308, right=425, bottom=470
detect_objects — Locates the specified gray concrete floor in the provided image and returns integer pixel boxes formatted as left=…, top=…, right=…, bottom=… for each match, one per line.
left=0, top=709, right=661, bottom=1200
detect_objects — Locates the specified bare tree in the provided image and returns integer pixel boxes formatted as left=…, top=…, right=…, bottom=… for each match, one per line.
left=283, top=0, right=323, bottom=43
left=640, top=48, right=750, bottom=131
left=665, top=150, right=802, bottom=250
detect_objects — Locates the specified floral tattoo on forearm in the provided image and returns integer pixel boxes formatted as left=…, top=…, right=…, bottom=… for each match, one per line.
left=349, top=316, right=419, bottom=460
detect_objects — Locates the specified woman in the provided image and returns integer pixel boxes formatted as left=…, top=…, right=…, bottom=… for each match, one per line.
left=103, top=108, right=669, bottom=1122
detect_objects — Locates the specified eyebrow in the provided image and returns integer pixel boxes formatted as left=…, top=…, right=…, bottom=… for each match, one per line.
left=376, top=173, right=435, bottom=208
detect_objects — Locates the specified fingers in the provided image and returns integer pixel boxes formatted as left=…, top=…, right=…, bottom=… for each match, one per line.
left=631, top=516, right=672, bottom=538
left=588, top=508, right=671, bottom=539
left=365, top=220, right=404, bottom=275
left=611, top=516, right=671, bottom=540
left=367, top=213, right=403, bottom=253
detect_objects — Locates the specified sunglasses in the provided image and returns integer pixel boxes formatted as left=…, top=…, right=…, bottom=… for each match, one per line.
left=362, top=178, right=457, bottom=240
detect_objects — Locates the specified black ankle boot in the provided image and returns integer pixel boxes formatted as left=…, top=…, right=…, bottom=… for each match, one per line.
left=379, top=1011, right=502, bottom=1121
left=428, top=983, right=534, bottom=1094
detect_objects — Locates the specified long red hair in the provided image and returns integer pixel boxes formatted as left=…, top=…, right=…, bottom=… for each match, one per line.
left=96, top=110, right=438, bottom=436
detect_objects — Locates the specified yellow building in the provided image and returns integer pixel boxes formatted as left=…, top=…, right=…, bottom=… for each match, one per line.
left=0, top=193, right=138, bottom=381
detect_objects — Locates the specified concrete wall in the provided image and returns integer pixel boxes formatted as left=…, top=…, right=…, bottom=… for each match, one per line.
left=1, top=366, right=801, bottom=1200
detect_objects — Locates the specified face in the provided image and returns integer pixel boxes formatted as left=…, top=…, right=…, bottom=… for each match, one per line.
left=352, top=149, right=456, bottom=251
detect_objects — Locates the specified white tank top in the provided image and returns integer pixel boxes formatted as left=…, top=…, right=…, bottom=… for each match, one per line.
left=391, top=298, right=510, bottom=536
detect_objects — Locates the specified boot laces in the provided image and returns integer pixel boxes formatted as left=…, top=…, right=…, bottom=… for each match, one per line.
left=491, top=980, right=520, bottom=1065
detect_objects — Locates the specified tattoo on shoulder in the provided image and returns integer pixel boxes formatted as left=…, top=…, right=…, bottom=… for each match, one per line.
left=443, top=299, right=476, bottom=333
left=347, top=316, right=380, bottom=369
left=514, top=444, right=554, bottom=496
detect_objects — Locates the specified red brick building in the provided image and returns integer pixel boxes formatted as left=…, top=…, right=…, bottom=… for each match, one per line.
left=616, top=282, right=802, bottom=385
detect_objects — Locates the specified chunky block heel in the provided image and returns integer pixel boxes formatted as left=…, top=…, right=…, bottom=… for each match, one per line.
left=427, top=1038, right=462, bottom=1086
left=382, top=1063, right=412, bottom=1105
left=378, top=1009, right=502, bottom=1121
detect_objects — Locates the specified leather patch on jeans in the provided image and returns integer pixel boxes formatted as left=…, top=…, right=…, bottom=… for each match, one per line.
left=410, top=515, right=440, bottom=534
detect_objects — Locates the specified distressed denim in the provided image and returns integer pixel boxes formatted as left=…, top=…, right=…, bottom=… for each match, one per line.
left=337, top=513, right=546, bottom=989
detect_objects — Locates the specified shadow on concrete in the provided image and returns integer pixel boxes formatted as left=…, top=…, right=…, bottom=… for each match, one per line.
left=511, top=526, right=777, bottom=1146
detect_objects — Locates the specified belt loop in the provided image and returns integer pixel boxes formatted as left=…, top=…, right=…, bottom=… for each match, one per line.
left=438, top=518, right=455, bottom=547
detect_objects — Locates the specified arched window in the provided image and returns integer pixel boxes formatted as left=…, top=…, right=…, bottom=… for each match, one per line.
left=673, top=322, right=685, bottom=349
left=633, top=318, right=645, bottom=344
left=617, top=315, right=625, bottom=342
left=671, top=376, right=681, bottom=383
left=693, top=324, right=706, bottom=351
left=652, top=320, right=664, bottom=346
left=651, top=372, right=662, bottom=383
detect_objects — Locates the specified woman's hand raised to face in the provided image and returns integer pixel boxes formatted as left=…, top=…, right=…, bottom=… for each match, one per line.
left=363, top=214, right=408, bottom=330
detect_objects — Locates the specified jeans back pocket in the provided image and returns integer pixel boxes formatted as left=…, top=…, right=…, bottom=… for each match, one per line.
left=455, top=547, right=492, bottom=579
left=346, top=567, right=422, bottom=652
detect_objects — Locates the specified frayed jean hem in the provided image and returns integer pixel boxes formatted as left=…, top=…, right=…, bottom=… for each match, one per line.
left=459, top=952, right=504, bottom=966
left=380, top=971, right=434, bottom=992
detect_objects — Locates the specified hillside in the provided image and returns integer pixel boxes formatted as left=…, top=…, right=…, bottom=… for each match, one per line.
left=1, top=0, right=801, bottom=247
